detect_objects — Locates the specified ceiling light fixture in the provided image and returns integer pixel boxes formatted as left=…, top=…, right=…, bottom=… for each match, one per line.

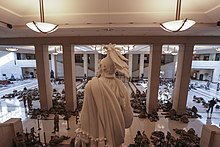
left=160, top=0, right=195, bottom=32
left=26, top=0, right=58, bottom=34
left=6, top=47, right=18, bottom=52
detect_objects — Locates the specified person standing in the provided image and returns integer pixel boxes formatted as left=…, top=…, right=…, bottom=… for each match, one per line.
left=50, top=70, right=55, bottom=79
left=27, top=92, right=33, bottom=110
left=50, top=70, right=56, bottom=84
left=83, top=73, right=87, bottom=81
left=206, top=81, right=210, bottom=90
left=53, top=113, right=59, bottom=133
left=217, top=82, right=220, bottom=91
left=207, top=98, right=217, bottom=118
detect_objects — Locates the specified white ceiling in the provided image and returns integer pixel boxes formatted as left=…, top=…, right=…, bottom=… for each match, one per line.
left=1, top=0, right=220, bottom=38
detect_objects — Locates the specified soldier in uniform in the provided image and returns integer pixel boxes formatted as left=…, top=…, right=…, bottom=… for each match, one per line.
left=207, top=98, right=217, bottom=118
left=14, top=132, right=26, bottom=147
left=23, top=94, right=27, bottom=109
left=27, top=92, right=33, bottom=110
left=53, top=113, right=59, bottom=133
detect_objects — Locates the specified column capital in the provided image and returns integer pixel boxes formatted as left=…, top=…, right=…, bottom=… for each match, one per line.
left=152, top=43, right=163, bottom=46
left=62, top=42, right=72, bottom=47
left=33, top=43, right=43, bottom=46
left=62, top=43, right=73, bottom=50
left=182, top=43, right=195, bottom=46
left=179, top=43, right=195, bottom=49
left=151, top=44, right=163, bottom=52
left=151, top=43, right=163, bottom=47
left=179, top=43, right=194, bottom=55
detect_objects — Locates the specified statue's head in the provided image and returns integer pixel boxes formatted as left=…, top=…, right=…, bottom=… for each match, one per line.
left=99, top=56, right=116, bottom=78
left=96, top=43, right=129, bottom=78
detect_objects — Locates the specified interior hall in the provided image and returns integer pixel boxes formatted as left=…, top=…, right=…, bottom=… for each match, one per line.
left=1, top=0, right=220, bottom=147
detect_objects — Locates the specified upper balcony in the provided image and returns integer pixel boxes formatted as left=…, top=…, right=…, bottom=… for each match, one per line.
left=192, top=61, right=220, bottom=70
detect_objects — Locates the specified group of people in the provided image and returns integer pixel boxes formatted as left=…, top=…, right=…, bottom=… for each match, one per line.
left=206, top=80, right=220, bottom=91
left=47, top=43, right=219, bottom=146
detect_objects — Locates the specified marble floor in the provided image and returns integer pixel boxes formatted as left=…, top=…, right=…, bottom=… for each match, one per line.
left=0, top=79, right=220, bottom=146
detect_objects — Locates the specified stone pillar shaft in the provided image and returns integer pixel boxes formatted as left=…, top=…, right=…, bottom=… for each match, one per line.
left=139, top=53, right=145, bottom=77
left=173, top=44, right=194, bottom=115
left=128, top=53, right=133, bottom=79
left=172, top=54, right=178, bottom=79
left=63, top=43, right=77, bottom=110
left=83, top=53, right=88, bottom=76
left=35, top=44, right=52, bottom=109
left=94, top=53, right=99, bottom=76
left=51, top=54, right=57, bottom=78
left=146, top=44, right=162, bottom=113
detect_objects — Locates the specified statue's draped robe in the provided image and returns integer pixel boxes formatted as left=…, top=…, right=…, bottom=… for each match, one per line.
left=79, top=77, right=133, bottom=147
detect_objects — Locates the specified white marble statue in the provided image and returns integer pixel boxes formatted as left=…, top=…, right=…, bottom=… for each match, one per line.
left=75, top=43, right=133, bottom=147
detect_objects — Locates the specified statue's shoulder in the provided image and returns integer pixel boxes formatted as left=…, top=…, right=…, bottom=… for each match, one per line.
left=114, top=78, right=124, bottom=84
left=114, top=78, right=127, bottom=89
left=86, top=77, right=99, bottom=87
left=91, top=77, right=98, bottom=80
left=85, top=77, right=102, bottom=92
left=90, top=77, right=99, bottom=82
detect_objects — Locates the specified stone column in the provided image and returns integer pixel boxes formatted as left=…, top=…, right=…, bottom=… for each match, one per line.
left=83, top=53, right=88, bottom=76
left=128, top=53, right=133, bottom=80
left=35, top=44, right=52, bottom=109
left=212, top=68, right=220, bottom=82
left=173, top=44, right=194, bottom=115
left=51, top=54, right=57, bottom=78
left=63, top=43, right=77, bottom=110
left=21, top=53, right=26, bottom=60
left=146, top=44, right=162, bottom=113
left=172, top=54, right=178, bottom=79
left=139, top=53, right=145, bottom=77
left=13, top=52, right=17, bottom=65
left=209, top=53, right=216, bottom=61
left=94, top=53, right=99, bottom=76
